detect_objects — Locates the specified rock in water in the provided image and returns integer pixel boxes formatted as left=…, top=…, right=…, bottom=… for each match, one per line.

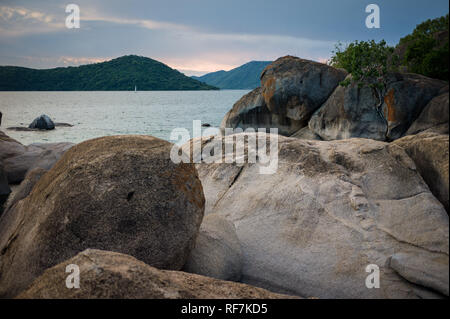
left=17, top=249, right=296, bottom=299
left=28, top=114, right=55, bottom=130
left=0, top=135, right=205, bottom=298
left=260, top=56, right=347, bottom=132
left=394, top=132, right=449, bottom=212
left=194, top=133, right=449, bottom=298
left=309, top=73, right=447, bottom=141
left=184, top=214, right=243, bottom=281
left=405, top=90, right=449, bottom=136
left=0, top=131, right=73, bottom=184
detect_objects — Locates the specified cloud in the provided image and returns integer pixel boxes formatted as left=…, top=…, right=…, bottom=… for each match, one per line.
left=0, top=5, right=64, bottom=36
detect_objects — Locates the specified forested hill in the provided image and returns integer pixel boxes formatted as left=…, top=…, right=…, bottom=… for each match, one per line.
left=192, top=61, right=272, bottom=89
left=0, top=55, right=218, bottom=91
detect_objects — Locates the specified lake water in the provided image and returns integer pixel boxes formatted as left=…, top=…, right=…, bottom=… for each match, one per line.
left=0, top=90, right=248, bottom=145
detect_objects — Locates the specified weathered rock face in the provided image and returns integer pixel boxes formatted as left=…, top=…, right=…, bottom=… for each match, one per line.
left=0, top=135, right=205, bottom=298
left=184, top=214, right=243, bottom=281
left=393, top=132, right=449, bottom=212
left=309, top=73, right=447, bottom=141
left=28, top=114, right=55, bottom=130
left=17, top=249, right=296, bottom=299
left=0, top=131, right=73, bottom=184
left=221, top=87, right=302, bottom=136
left=0, top=162, right=11, bottom=215
left=193, top=133, right=449, bottom=298
left=290, top=126, right=322, bottom=140
left=405, top=90, right=449, bottom=136
left=261, top=56, right=347, bottom=128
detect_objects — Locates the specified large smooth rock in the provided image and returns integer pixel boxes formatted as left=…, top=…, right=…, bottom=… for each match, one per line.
left=260, top=56, right=347, bottom=132
left=221, top=87, right=300, bottom=136
left=0, top=130, right=73, bottom=184
left=0, top=135, right=205, bottom=298
left=17, top=249, right=296, bottom=299
left=309, top=73, right=447, bottom=141
left=393, top=132, right=449, bottom=212
left=28, top=114, right=55, bottom=130
left=405, top=90, right=449, bottom=136
left=192, top=133, right=449, bottom=298
left=183, top=214, right=243, bottom=281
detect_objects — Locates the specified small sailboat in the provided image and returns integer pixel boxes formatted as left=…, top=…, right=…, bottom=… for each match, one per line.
left=134, top=85, right=137, bottom=92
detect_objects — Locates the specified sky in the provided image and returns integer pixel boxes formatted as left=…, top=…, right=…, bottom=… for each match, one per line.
left=0, top=0, right=448, bottom=76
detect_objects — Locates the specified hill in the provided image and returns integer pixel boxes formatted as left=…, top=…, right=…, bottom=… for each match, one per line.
left=192, top=61, right=272, bottom=89
left=0, top=55, right=218, bottom=91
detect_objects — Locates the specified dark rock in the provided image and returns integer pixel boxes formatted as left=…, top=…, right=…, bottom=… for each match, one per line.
left=6, top=127, right=39, bottom=132
left=0, top=162, right=11, bottom=215
left=309, top=73, right=447, bottom=141
left=0, top=135, right=205, bottom=298
left=54, top=122, right=74, bottom=127
left=221, top=87, right=299, bottom=135
left=260, top=56, right=347, bottom=132
left=17, top=249, right=297, bottom=299
left=405, top=90, right=449, bottom=136
left=28, top=114, right=55, bottom=130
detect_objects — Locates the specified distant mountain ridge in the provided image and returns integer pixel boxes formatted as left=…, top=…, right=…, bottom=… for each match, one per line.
left=0, top=55, right=218, bottom=91
left=192, top=61, right=272, bottom=89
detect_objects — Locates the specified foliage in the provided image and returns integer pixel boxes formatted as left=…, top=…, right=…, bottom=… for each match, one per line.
left=329, top=40, right=397, bottom=92
left=0, top=55, right=218, bottom=91
left=398, top=14, right=449, bottom=80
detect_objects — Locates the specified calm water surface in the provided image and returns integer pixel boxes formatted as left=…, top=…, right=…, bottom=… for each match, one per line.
left=0, top=90, right=249, bottom=145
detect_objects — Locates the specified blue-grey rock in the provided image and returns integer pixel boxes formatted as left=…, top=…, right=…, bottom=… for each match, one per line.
left=309, top=73, right=447, bottom=141
left=28, top=114, right=55, bottom=130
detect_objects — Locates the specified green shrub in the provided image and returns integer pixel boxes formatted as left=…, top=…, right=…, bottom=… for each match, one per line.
left=399, top=14, right=449, bottom=80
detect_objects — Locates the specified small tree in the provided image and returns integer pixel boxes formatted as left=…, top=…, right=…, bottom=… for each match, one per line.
left=329, top=40, right=398, bottom=133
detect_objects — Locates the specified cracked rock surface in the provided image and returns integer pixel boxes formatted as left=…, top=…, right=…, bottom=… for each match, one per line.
left=192, top=133, right=449, bottom=298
